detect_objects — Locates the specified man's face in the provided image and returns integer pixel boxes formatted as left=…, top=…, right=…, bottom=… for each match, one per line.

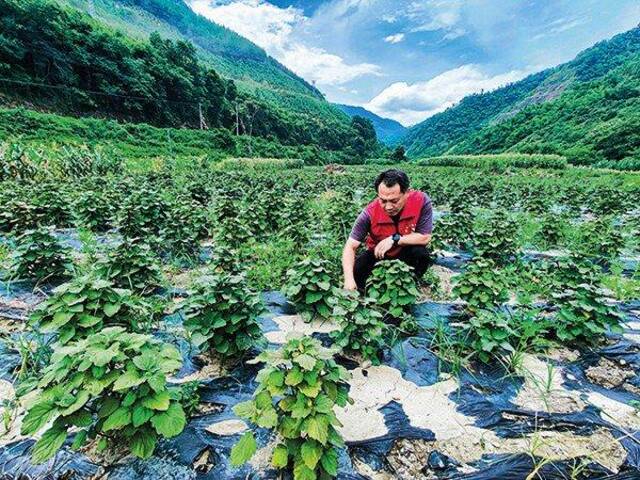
left=377, top=183, right=407, bottom=216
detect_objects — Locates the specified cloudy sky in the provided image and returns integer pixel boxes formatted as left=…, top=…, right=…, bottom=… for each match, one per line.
left=188, top=0, right=640, bottom=126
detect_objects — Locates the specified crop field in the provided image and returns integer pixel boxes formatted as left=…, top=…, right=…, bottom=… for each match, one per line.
left=0, top=148, right=639, bottom=479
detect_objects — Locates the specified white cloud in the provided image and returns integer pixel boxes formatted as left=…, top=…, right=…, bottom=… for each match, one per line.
left=365, top=64, right=527, bottom=126
left=384, top=33, right=405, bottom=44
left=281, top=44, right=381, bottom=85
left=407, top=0, right=462, bottom=31
left=190, top=0, right=300, bottom=50
left=189, top=0, right=381, bottom=86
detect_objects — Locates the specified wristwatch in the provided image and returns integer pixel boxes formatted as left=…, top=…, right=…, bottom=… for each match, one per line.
left=392, top=233, right=401, bottom=246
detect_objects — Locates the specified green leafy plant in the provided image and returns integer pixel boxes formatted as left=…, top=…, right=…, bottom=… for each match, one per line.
left=284, top=258, right=334, bottom=320
left=231, top=336, right=351, bottom=479
left=433, top=207, right=474, bottom=249
left=0, top=187, right=51, bottom=234
left=116, top=184, right=167, bottom=241
left=95, top=238, right=164, bottom=295
left=602, top=263, right=640, bottom=301
left=0, top=142, right=39, bottom=181
left=552, top=283, right=623, bottom=344
left=472, top=209, right=519, bottom=264
left=213, top=195, right=253, bottom=249
left=20, top=327, right=186, bottom=463
left=551, top=254, right=601, bottom=289
left=464, top=309, right=516, bottom=363
left=178, top=270, right=264, bottom=359
left=535, top=212, right=567, bottom=249
left=577, top=216, right=625, bottom=263
left=366, top=260, right=419, bottom=318
left=8, top=227, right=72, bottom=282
left=160, top=196, right=209, bottom=258
left=329, top=289, right=388, bottom=363
left=205, top=243, right=244, bottom=274
left=72, top=187, right=115, bottom=233
left=464, top=309, right=550, bottom=364
left=30, top=274, right=147, bottom=345
left=453, top=257, right=508, bottom=314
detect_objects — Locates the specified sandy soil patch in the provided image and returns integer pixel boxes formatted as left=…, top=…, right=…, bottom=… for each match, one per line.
left=205, top=419, right=248, bottom=436
left=264, top=314, right=339, bottom=344
left=513, top=354, right=585, bottom=414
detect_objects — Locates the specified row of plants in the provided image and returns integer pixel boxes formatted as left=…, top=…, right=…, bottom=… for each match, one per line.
left=417, top=153, right=568, bottom=171
left=1, top=162, right=637, bottom=478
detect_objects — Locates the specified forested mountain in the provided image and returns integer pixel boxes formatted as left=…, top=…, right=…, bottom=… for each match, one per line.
left=59, top=0, right=349, bottom=125
left=335, top=104, right=407, bottom=145
left=0, top=0, right=378, bottom=160
left=402, top=26, right=640, bottom=169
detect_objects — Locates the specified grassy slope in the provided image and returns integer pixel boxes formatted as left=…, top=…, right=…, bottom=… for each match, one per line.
left=0, top=107, right=343, bottom=163
left=402, top=26, right=640, bottom=166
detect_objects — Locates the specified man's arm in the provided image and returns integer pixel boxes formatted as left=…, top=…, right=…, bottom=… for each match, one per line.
left=373, top=232, right=431, bottom=258
left=343, top=209, right=369, bottom=289
left=342, top=238, right=361, bottom=290
left=398, top=232, right=432, bottom=246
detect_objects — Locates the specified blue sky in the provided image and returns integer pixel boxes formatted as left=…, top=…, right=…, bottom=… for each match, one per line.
left=188, top=0, right=640, bottom=126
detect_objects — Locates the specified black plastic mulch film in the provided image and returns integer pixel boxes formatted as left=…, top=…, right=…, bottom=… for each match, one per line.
left=1, top=244, right=640, bottom=480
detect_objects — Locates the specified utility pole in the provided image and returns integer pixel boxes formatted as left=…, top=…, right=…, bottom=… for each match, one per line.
left=198, top=102, right=208, bottom=130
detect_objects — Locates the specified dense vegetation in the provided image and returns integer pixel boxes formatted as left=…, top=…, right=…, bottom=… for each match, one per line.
left=0, top=149, right=638, bottom=472
left=0, top=0, right=236, bottom=129
left=403, top=26, right=640, bottom=170
left=0, top=109, right=363, bottom=164
left=63, top=0, right=323, bottom=98
left=417, top=153, right=567, bottom=171
left=59, top=0, right=366, bottom=155
left=0, top=0, right=381, bottom=160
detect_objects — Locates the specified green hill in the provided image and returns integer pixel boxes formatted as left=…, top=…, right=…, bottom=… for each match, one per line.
left=402, top=26, right=640, bottom=169
left=335, top=104, right=407, bottom=145
left=59, top=0, right=349, bottom=124
left=0, top=0, right=376, bottom=159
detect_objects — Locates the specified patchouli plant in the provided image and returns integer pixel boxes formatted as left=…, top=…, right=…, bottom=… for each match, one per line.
left=366, top=260, right=419, bottom=318
left=21, top=327, right=186, bottom=463
left=231, top=336, right=351, bottom=479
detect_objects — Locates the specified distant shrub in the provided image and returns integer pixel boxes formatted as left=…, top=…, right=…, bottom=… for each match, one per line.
left=0, top=142, right=122, bottom=180
left=216, top=157, right=304, bottom=171
left=594, top=157, right=640, bottom=171
left=364, top=157, right=397, bottom=165
left=417, top=154, right=567, bottom=171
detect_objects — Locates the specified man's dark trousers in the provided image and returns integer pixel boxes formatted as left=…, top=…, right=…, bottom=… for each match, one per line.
left=354, top=246, right=432, bottom=291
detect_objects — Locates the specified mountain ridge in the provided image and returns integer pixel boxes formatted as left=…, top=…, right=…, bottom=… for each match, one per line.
left=334, top=104, right=407, bottom=145
left=401, top=25, right=640, bottom=168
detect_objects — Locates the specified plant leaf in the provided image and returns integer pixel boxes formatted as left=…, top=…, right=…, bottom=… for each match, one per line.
left=230, top=431, right=257, bottom=467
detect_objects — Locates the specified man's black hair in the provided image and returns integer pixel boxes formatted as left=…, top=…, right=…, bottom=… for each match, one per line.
left=374, top=169, right=410, bottom=193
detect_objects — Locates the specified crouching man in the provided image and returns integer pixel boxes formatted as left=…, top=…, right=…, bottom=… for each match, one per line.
left=342, top=169, right=433, bottom=291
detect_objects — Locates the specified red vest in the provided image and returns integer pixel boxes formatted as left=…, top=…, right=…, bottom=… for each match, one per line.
left=365, top=190, right=424, bottom=258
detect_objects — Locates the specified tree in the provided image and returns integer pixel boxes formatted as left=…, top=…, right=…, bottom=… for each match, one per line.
left=349, top=115, right=377, bottom=158
left=390, top=145, right=406, bottom=162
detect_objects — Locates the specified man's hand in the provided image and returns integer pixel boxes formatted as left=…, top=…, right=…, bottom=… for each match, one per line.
left=343, top=278, right=358, bottom=291
left=374, top=236, right=395, bottom=259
